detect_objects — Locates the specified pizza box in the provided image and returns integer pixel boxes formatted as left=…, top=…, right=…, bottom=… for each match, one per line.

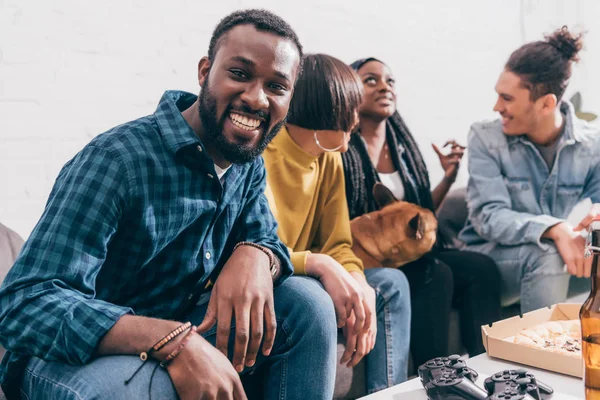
left=482, top=303, right=583, bottom=378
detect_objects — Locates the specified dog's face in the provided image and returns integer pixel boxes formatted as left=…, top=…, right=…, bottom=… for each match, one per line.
left=350, top=183, right=437, bottom=267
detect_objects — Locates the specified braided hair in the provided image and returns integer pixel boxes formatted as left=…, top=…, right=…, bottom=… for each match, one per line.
left=342, top=58, right=434, bottom=220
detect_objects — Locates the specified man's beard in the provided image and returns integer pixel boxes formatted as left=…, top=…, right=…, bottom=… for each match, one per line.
left=198, top=78, right=285, bottom=164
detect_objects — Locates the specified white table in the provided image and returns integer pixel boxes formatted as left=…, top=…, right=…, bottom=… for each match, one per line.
left=360, top=291, right=591, bottom=399
left=359, top=353, right=585, bottom=399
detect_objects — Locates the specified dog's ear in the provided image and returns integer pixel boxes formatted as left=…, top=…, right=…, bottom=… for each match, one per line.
left=408, top=213, right=425, bottom=240
left=373, top=182, right=397, bottom=209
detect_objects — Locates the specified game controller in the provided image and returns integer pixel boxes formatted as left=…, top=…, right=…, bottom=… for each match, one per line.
left=484, top=369, right=553, bottom=400
left=423, top=370, right=489, bottom=399
left=418, top=354, right=479, bottom=385
left=418, top=357, right=554, bottom=400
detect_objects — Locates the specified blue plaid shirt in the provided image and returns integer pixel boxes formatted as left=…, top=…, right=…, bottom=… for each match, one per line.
left=0, top=90, right=292, bottom=393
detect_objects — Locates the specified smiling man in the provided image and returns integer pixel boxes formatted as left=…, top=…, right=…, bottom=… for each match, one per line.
left=460, top=27, right=600, bottom=313
left=0, top=10, right=339, bottom=400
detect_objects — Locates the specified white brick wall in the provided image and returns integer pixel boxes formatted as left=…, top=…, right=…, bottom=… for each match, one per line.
left=1, top=0, right=598, bottom=239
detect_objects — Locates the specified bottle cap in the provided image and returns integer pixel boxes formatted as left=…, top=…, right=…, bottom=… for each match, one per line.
left=591, top=219, right=600, bottom=231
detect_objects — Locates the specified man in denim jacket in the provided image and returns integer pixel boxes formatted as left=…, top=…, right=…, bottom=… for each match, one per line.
left=460, top=27, right=600, bottom=313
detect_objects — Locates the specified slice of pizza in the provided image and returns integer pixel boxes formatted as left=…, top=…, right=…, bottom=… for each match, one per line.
left=502, top=319, right=581, bottom=357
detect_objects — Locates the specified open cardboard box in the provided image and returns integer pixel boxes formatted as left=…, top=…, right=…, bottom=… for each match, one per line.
left=482, top=303, right=583, bottom=378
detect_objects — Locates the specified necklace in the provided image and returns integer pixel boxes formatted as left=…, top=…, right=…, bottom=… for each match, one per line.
left=383, top=143, right=389, bottom=159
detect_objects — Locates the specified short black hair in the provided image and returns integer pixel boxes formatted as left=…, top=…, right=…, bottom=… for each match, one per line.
left=208, top=9, right=303, bottom=66
left=287, top=54, right=363, bottom=132
left=506, top=26, right=584, bottom=101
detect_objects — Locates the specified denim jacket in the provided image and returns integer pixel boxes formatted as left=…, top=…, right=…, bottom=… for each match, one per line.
left=460, top=101, right=600, bottom=249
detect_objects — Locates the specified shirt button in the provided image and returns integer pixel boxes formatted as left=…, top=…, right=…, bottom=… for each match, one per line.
left=205, top=251, right=211, bottom=260
left=207, top=173, right=214, bottom=179
left=197, top=145, right=203, bottom=152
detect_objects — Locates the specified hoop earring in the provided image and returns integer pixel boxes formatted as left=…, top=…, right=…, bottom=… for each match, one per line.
left=314, top=131, right=346, bottom=152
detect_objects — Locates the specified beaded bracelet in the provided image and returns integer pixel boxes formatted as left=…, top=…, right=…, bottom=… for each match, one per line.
left=140, top=321, right=192, bottom=361
left=124, top=321, right=192, bottom=385
left=160, top=325, right=197, bottom=367
left=233, top=241, right=280, bottom=278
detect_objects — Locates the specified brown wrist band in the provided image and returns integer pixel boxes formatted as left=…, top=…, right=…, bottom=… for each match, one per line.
left=233, top=241, right=280, bottom=279
left=125, top=321, right=193, bottom=385
left=160, top=326, right=196, bottom=367
left=140, top=321, right=192, bottom=361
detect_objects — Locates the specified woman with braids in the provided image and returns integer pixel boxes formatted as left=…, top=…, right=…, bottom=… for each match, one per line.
left=342, top=57, right=501, bottom=366
left=263, top=54, right=411, bottom=394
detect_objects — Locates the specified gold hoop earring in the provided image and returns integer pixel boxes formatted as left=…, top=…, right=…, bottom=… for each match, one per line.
left=314, top=131, right=345, bottom=152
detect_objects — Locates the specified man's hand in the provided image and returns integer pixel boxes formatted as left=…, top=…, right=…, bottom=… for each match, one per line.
left=197, top=245, right=276, bottom=372
left=545, top=222, right=591, bottom=278
left=340, top=272, right=377, bottom=367
left=574, top=204, right=600, bottom=232
left=167, top=333, right=247, bottom=400
left=305, top=253, right=368, bottom=332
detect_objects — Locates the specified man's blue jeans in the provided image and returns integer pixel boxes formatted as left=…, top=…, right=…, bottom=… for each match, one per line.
left=465, top=241, right=571, bottom=313
left=363, top=268, right=411, bottom=394
left=20, top=276, right=338, bottom=400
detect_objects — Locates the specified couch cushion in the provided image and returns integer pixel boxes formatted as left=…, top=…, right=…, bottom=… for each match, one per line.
left=334, top=331, right=366, bottom=399
left=0, top=223, right=23, bottom=400
left=436, top=187, right=468, bottom=248
left=0, top=223, right=23, bottom=283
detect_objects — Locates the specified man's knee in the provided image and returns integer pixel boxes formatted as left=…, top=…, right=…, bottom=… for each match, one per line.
left=523, top=244, right=566, bottom=277
left=23, top=356, right=177, bottom=400
left=274, top=276, right=337, bottom=340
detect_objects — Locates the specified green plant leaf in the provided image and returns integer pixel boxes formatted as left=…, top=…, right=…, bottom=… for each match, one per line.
left=570, top=92, right=582, bottom=111
left=576, top=112, right=598, bottom=122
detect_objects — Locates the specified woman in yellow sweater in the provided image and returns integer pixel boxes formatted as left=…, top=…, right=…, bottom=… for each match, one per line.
left=263, top=54, right=411, bottom=394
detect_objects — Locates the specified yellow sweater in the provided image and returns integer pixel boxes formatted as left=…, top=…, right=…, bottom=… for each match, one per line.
left=263, top=126, right=364, bottom=276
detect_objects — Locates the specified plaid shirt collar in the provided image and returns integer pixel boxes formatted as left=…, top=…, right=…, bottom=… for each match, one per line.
left=155, top=90, right=206, bottom=156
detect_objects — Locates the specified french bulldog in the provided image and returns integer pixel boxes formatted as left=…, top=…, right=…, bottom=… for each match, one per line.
left=350, top=183, right=437, bottom=269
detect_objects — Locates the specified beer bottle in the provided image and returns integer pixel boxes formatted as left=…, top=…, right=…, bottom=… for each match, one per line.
left=581, top=218, right=600, bottom=399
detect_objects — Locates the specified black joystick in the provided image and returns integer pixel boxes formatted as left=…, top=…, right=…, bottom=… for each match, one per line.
left=517, top=378, right=531, bottom=387
left=448, top=354, right=461, bottom=364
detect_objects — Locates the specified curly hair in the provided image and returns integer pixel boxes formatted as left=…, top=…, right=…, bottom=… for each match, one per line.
left=506, top=26, right=584, bottom=101
left=208, top=9, right=303, bottom=69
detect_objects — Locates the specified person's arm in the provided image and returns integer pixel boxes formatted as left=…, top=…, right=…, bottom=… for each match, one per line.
left=583, top=160, right=600, bottom=205
left=311, top=154, right=375, bottom=365
left=431, top=140, right=465, bottom=210
left=314, top=153, right=365, bottom=275
left=0, top=145, right=134, bottom=365
left=432, top=177, right=455, bottom=211
left=194, top=157, right=292, bottom=374
left=286, top=249, right=311, bottom=275
left=99, top=314, right=247, bottom=400
left=284, top=155, right=363, bottom=275
left=231, top=157, right=293, bottom=285
left=465, top=125, right=563, bottom=248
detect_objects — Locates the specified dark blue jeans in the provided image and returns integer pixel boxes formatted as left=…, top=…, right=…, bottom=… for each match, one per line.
left=20, top=276, right=338, bottom=400
left=364, top=267, right=411, bottom=394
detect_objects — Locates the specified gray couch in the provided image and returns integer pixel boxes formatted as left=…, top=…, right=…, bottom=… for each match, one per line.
left=0, top=223, right=24, bottom=400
